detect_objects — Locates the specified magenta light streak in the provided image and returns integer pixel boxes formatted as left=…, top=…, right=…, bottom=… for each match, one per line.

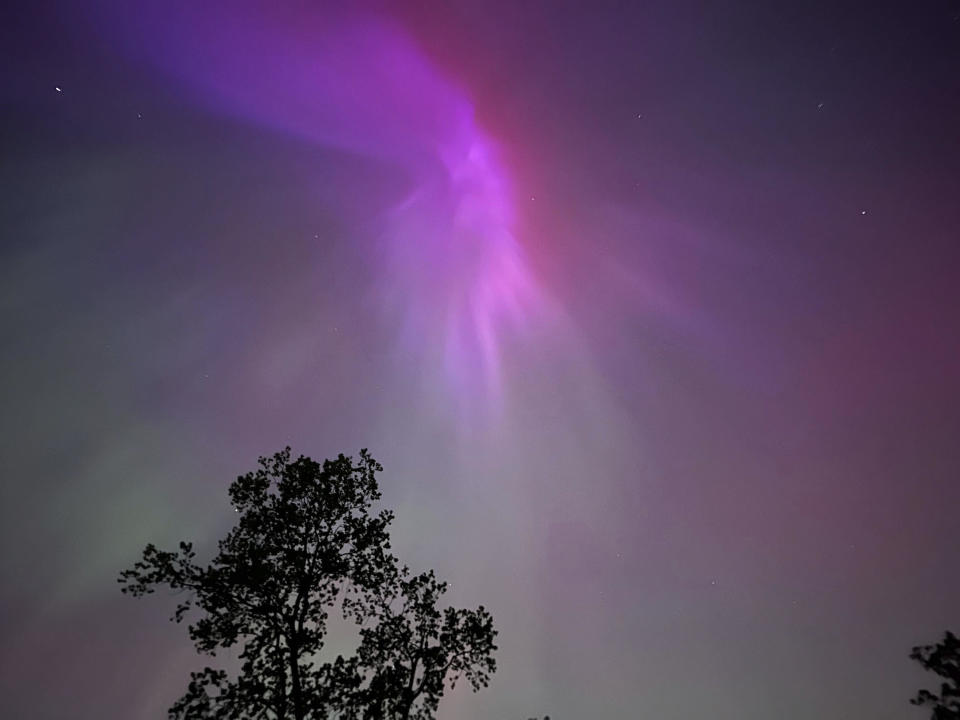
left=106, top=1, right=542, bottom=402
left=383, top=132, right=539, bottom=400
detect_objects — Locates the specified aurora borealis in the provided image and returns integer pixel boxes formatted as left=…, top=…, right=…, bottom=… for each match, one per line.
left=2, top=2, right=959, bottom=719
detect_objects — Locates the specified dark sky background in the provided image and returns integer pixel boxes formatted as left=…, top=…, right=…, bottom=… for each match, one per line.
left=2, top=2, right=960, bottom=719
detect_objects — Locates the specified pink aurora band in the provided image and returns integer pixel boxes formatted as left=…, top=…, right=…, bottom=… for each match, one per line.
left=108, top=2, right=542, bottom=402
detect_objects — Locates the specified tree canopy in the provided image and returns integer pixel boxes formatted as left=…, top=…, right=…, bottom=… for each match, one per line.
left=119, top=448, right=497, bottom=720
left=910, top=630, right=960, bottom=720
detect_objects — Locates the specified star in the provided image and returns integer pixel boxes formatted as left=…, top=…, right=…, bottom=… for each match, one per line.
left=55, top=86, right=62, bottom=93
left=817, top=102, right=824, bottom=110
left=861, top=210, right=867, bottom=215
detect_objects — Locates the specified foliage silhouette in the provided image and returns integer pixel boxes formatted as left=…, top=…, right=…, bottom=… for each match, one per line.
left=910, top=630, right=960, bottom=719
left=120, top=448, right=496, bottom=720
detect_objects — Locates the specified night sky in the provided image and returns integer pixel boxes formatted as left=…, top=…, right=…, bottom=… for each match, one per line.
left=2, top=2, right=960, bottom=718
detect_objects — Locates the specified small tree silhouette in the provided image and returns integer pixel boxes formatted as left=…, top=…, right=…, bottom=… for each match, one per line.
left=120, top=448, right=496, bottom=720
left=910, top=631, right=960, bottom=719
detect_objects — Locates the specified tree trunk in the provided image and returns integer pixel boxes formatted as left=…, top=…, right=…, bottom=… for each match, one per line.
left=400, top=657, right=419, bottom=720
left=288, top=631, right=305, bottom=720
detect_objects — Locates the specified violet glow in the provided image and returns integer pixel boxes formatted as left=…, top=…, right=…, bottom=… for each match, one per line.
left=110, top=1, right=542, bottom=402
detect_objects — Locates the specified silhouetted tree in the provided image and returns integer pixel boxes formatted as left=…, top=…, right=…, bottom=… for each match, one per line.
left=910, top=630, right=960, bottom=719
left=120, top=448, right=496, bottom=720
